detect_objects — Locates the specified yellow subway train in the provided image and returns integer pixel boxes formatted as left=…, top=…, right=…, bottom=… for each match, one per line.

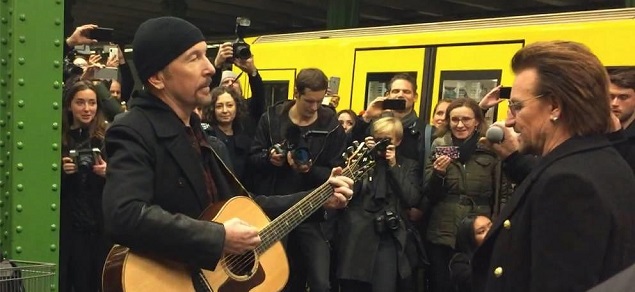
left=236, top=8, right=635, bottom=124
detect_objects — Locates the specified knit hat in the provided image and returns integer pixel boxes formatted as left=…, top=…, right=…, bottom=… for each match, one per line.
left=132, top=16, right=205, bottom=83
left=221, top=70, right=238, bottom=83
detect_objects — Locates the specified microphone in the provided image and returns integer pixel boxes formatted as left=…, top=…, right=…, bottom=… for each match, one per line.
left=486, top=126, right=505, bottom=143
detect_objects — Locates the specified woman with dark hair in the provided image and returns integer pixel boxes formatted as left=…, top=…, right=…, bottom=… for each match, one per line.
left=424, top=97, right=512, bottom=292
left=60, top=80, right=110, bottom=292
left=449, top=214, right=492, bottom=292
left=337, top=109, right=357, bottom=133
left=202, top=86, right=252, bottom=184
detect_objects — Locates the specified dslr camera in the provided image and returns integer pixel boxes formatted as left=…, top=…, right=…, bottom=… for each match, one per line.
left=374, top=209, right=401, bottom=234
left=232, top=17, right=252, bottom=60
left=272, top=141, right=311, bottom=167
left=372, top=138, right=392, bottom=159
left=69, top=148, right=101, bottom=174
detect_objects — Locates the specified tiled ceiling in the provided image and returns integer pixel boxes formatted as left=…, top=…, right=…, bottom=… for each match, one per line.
left=66, top=0, right=625, bottom=44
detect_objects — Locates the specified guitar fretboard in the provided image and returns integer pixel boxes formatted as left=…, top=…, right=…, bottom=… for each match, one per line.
left=255, top=167, right=355, bottom=254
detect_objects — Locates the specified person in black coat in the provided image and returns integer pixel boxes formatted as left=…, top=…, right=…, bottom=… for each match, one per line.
left=471, top=41, right=635, bottom=292
left=337, top=117, right=422, bottom=292
left=60, top=80, right=110, bottom=292
left=449, top=215, right=492, bottom=292
left=102, top=17, right=354, bottom=287
left=201, top=86, right=253, bottom=187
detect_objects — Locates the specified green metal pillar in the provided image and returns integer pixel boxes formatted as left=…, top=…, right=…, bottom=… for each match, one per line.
left=327, top=0, right=360, bottom=29
left=627, top=0, right=635, bottom=7
left=0, top=0, right=62, bottom=273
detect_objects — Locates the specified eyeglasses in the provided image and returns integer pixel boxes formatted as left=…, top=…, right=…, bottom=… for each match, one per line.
left=508, top=95, right=542, bottom=114
left=450, top=116, right=475, bottom=125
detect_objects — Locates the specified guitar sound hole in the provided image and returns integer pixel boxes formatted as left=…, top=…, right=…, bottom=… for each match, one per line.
left=225, top=251, right=257, bottom=278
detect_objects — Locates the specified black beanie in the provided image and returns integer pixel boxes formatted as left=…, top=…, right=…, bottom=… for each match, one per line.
left=132, top=16, right=205, bottom=83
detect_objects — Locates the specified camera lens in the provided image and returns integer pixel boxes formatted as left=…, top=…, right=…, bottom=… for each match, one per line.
left=236, top=45, right=251, bottom=59
left=77, top=154, right=94, bottom=173
left=292, top=147, right=311, bottom=165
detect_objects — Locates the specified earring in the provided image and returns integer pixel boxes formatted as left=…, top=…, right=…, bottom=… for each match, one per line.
left=550, top=116, right=559, bottom=122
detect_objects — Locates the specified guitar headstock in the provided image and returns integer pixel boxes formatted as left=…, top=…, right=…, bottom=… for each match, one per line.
left=342, top=139, right=390, bottom=180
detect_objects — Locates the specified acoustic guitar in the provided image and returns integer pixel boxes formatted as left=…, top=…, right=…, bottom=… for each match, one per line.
left=102, top=141, right=379, bottom=292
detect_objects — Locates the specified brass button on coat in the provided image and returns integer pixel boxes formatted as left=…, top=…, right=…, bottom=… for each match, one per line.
left=503, top=219, right=511, bottom=229
left=494, top=267, right=504, bottom=278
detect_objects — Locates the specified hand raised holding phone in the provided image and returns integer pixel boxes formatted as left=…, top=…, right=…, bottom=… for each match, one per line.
left=432, top=146, right=459, bottom=175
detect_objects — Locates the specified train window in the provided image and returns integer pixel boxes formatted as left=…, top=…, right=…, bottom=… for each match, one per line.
left=439, top=70, right=502, bottom=125
left=263, top=81, right=289, bottom=108
left=364, top=72, right=417, bottom=108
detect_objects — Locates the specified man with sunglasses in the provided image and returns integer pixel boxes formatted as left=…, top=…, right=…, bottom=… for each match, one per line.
left=479, top=68, right=635, bottom=183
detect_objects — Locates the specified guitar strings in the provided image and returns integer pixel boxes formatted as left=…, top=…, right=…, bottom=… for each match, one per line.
left=223, top=151, right=368, bottom=271
left=223, top=164, right=360, bottom=273
left=223, top=184, right=337, bottom=273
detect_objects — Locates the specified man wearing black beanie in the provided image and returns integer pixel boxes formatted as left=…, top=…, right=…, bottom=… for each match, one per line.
left=101, top=16, right=354, bottom=291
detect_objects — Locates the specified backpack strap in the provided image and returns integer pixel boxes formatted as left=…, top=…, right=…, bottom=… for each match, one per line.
left=424, top=124, right=433, bottom=168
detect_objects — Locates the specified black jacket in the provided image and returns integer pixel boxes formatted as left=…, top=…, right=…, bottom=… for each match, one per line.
left=472, top=135, right=635, bottom=292
left=337, top=157, right=422, bottom=283
left=102, top=91, right=308, bottom=269
left=249, top=101, right=347, bottom=221
left=61, top=129, right=106, bottom=233
left=249, top=101, right=347, bottom=194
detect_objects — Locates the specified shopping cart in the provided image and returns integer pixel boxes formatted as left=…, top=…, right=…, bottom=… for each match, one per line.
left=0, top=259, right=56, bottom=291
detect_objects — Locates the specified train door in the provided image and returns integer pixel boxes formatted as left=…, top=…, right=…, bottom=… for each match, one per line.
left=350, top=48, right=426, bottom=113
left=429, top=42, right=524, bottom=124
left=253, top=69, right=297, bottom=108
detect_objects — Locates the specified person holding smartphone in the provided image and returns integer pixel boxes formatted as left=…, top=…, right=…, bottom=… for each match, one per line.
left=423, top=97, right=513, bottom=292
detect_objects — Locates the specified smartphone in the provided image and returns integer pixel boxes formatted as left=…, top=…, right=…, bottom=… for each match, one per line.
left=108, top=46, right=118, bottom=60
left=328, top=77, right=340, bottom=95
left=88, top=27, right=114, bottom=42
left=435, top=146, right=460, bottom=160
left=499, top=86, right=512, bottom=99
left=382, top=99, right=406, bottom=110
left=94, top=67, right=118, bottom=80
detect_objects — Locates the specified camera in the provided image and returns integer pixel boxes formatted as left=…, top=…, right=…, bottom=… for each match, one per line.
left=232, top=17, right=252, bottom=60
left=374, top=210, right=401, bottom=234
left=372, top=138, right=392, bottom=158
left=69, top=148, right=101, bottom=174
left=63, top=57, right=84, bottom=80
left=272, top=141, right=311, bottom=166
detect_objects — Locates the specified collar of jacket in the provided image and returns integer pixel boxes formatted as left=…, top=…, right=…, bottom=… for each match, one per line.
left=128, top=90, right=204, bottom=138
left=487, top=134, right=613, bottom=237
left=268, top=99, right=341, bottom=131
left=624, top=122, right=635, bottom=139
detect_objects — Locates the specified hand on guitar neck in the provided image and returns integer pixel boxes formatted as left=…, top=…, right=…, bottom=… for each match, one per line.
left=323, top=167, right=354, bottom=209
left=223, top=218, right=261, bottom=255
left=223, top=167, right=353, bottom=255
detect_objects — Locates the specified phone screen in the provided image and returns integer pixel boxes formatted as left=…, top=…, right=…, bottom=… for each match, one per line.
left=89, top=27, right=114, bottom=42
left=499, top=86, right=512, bottom=99
left=382, top=99, right=406, bottom=110
left=435, top=146, right=460, bottom=159
left=328, top=77, right=340, bottom=95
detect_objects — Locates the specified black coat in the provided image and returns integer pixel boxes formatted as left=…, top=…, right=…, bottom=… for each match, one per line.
left=472, top=135, right=635, bottom=292
left=102, top=91, right=307, bottom=269
left=337, top=157, right=422, bottom=283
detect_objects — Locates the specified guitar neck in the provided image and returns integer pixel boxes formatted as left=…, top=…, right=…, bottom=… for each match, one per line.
left=255, top=167, right=353, bottom=254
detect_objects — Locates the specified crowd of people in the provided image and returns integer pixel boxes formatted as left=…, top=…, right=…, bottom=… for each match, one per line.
left=58, top=16, right=635, bottom=292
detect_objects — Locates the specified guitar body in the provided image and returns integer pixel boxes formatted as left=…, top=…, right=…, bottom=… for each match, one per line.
left=102, top=196, right=289, bottom=292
